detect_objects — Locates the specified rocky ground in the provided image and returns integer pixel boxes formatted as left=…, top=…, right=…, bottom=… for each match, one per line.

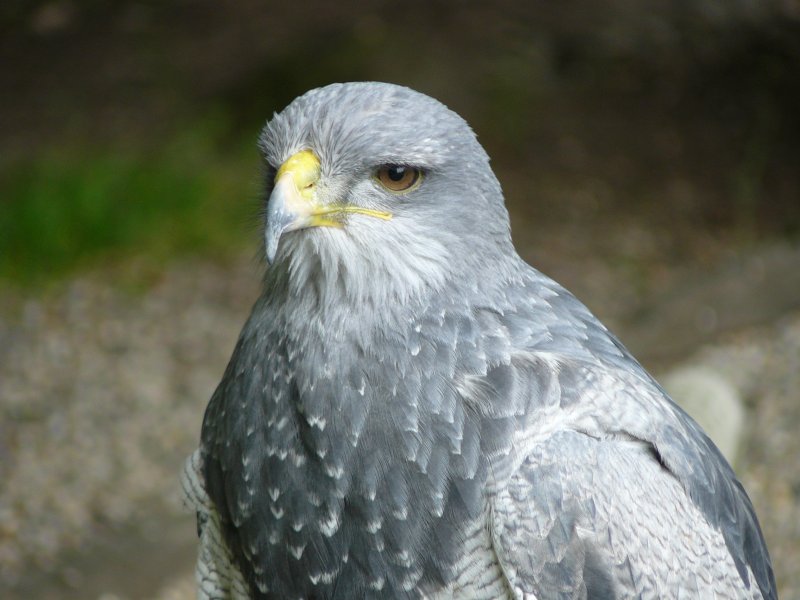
left=0, top=258, right=260, bottom=599
left=0, top=239, right=798, bottom=599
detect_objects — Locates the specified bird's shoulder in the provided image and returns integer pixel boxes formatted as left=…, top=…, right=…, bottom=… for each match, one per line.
left=489, top=429, right=767, bottom=598
left=461, top=267, right=776, bottom=599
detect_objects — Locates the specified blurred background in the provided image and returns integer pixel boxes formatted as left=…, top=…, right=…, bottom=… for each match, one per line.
left=1, top=1, right=799, bottom=598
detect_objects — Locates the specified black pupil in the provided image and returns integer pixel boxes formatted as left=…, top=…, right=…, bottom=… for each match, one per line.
left=387, top=166, right=406, bottom=181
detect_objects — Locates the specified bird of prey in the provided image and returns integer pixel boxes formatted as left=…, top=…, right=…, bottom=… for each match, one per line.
left=182, top=82, right=776, bottom=599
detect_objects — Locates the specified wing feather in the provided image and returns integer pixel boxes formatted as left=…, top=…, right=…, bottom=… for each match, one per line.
left=490, top=429, right=766, bottom=599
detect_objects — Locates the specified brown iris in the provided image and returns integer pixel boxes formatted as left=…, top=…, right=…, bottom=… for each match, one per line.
left=376, top=165, right=421, bottom=193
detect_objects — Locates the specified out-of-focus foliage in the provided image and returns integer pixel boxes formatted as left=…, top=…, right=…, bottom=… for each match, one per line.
left=0, top=122, right=260, bottom=284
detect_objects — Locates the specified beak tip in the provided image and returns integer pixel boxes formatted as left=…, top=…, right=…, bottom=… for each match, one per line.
left=265, top=233, right=280, bottom=265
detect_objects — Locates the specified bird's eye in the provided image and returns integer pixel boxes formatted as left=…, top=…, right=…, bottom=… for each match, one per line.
left=376, top=165, right=422, bottom=193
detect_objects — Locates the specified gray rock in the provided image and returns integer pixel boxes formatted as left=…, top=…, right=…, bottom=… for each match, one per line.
left=662, top=365, right=745, bottom=466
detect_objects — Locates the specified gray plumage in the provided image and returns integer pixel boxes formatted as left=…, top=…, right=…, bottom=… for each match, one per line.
left=182, top=82, right=776, bottom=599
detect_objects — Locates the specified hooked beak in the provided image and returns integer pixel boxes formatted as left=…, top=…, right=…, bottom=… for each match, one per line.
left=264, top=149, right=392, bottom=264
left=265, top=150, right=326, bottom=264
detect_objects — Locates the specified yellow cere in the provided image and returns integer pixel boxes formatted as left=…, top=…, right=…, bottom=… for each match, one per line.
left=276, top=150, right=321, bottom=199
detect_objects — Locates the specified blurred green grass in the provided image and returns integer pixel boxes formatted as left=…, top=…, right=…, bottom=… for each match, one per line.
left=0, top=119, right=262, bottom=286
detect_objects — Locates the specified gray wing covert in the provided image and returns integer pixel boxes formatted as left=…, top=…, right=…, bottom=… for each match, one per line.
left=489, top=429, right=766, bottom=599
left=486, top=272, right=776, bottom=599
